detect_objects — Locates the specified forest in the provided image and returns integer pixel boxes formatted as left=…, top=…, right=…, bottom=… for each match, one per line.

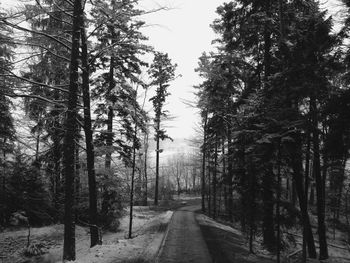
left=197, top=0, right=350, bottom=262
left=1, top=0, right=350, bottom=263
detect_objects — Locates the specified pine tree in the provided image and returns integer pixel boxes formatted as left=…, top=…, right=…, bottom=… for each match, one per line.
left=62, top=0, right=83, bottom=259
left=80, top=14, right=100, bottom=247
left=148, top=52, right=177, bottom=205
left=0, top=12, right=16, bottom=226
left=196, top=0, right=342, bottom=259
left=22, top=0, right=71, bottom=218
left=90, top=0, right=148, bottom=168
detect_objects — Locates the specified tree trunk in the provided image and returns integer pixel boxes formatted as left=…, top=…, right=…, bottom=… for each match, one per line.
left=247, top=164, right=256, bottom=254
left=53, top=105, right=62, bottom=220
left=336, top=159, right=346, bottom=219
left=222, top=138, right=227, bottom=216
left=345, top=187, right=350, bottom=244
left=289, top=133, right=317, bottom=258
left=105, top=52, right=115, bottom=169
left=75, top=146, right=80, bottom=206
left=213, top=135, right=218, bottom=219
left=154, top=115, right=160, bottom=206
left=262, top=159, right=276, bottom=251
left=227, top=128, right=234, bottom=222
left=129, top=126, right=138, bottom=238
left=309, top=184, right=315, bottom=206
left=208, top=155, right=211, bottom=217
left=238, top=144, right=246, bottom=230
left=310, top=96, right=328, bottom=259
left=201, top=112, right=207, bottom=212
left=292, top=180, right=297, bottom=207
left=262, top=0, right=276, bottom=250
left=1, top=147, right=6, bottom=226
left=63, top=0, right=82, bottom=260
left=137, top=154, right=142, bottom=203
left=105, top=107, right=113, bottom=169
left=143, top=132, right=148, bottom=206
left=302, top=130, right=311, bottom=262
left=35, top=131, right=40, bottom=162
left=81, top=22, right=100, bottom=247
left=276, top=140, right=281, bottom=263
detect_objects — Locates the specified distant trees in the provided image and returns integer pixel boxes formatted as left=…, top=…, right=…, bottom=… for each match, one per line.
left=197, top=0, right=350, bottom=261
left=163, top=150, right=201, bottom=197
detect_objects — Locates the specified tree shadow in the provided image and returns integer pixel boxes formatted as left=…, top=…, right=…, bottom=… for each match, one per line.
left=199, top=224, right=274, bottom=263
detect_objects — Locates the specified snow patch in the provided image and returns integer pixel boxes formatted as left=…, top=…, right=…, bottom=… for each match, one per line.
left=0, top=208, right=173, bottom=263
left=70, top=209, right=173, bottom=263
left=196, top=213, right=242, bottom=236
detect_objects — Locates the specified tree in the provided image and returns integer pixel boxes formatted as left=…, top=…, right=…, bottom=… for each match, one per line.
left=195, top=0, right=343, bottom=259
left=128, top=83, right=148, bottom=238
left=62, top=0, right=83, bottom=260
left=0, top=12, right=16, bottom=226
left=148, top=52, right=176, bottom=205
left=8, top=151, right=53, bottom=226
left=21, top=0, right=71, bottom=219
left=80, top=14, right=100, bottom=247
left=90, top=0, right=148, bottom=169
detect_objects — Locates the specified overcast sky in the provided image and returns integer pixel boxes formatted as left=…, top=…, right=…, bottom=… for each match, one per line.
left=138, top=0, right=227, bottom=139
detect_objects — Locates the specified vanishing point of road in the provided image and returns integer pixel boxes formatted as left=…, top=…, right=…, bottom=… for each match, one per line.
left=157, top=205, right=212, bottom=263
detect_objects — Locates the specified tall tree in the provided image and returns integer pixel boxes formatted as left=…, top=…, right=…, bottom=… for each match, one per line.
left=148, top=52, right=176, bottom=205
left=196, top=0, right=342, bottom=259
left=0, top=12, right=16, bottom=226
left=90, top=0, right=148, bottom=167
left=62, top=0, right=83, bottom=260
left=80, top=15, right=100, bottom=247
left=21, top=0, right=71, bottom=218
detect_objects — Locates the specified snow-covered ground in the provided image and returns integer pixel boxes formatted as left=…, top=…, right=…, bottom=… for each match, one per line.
left=0, top=207, right=173, bottom=263
left=197, top=213, right=350, bottom=263
left=196, top=213, right=242, bottom=237
left=70, top=208, right=172, bottom=263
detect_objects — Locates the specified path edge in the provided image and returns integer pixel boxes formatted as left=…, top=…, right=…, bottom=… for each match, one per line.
left=154, top=211, right=175, bottom=263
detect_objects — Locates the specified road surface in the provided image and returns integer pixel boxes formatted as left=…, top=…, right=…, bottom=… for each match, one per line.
left=157, top=205, right=212, bottom=263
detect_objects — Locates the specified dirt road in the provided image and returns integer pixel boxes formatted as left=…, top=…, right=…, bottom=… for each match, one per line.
left=157, top=205, right=212, bottom=263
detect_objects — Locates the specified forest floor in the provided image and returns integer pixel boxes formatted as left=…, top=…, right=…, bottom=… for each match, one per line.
left=198, top=212, right=350, bottom=263
left=197, top=213, right=274, bottom=263
left=0, top=206, right=173, bottom=263
left=3, top=196, right=348, bottom=263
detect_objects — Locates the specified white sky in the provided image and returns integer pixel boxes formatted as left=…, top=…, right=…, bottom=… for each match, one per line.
left=1, top=0, right=345, bottom=141
left=138, top=0, right=227, bottom=139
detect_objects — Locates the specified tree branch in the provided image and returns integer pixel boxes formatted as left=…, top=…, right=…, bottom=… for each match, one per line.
left=0, top=68, right=70, bottom=94
left=34, top=0, right=74, bottom=25
left=1, top=19, right=71, bottom=51
left=3, top=92, right=65, bottom=106
left=9, top=41, right=70, bottom=63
